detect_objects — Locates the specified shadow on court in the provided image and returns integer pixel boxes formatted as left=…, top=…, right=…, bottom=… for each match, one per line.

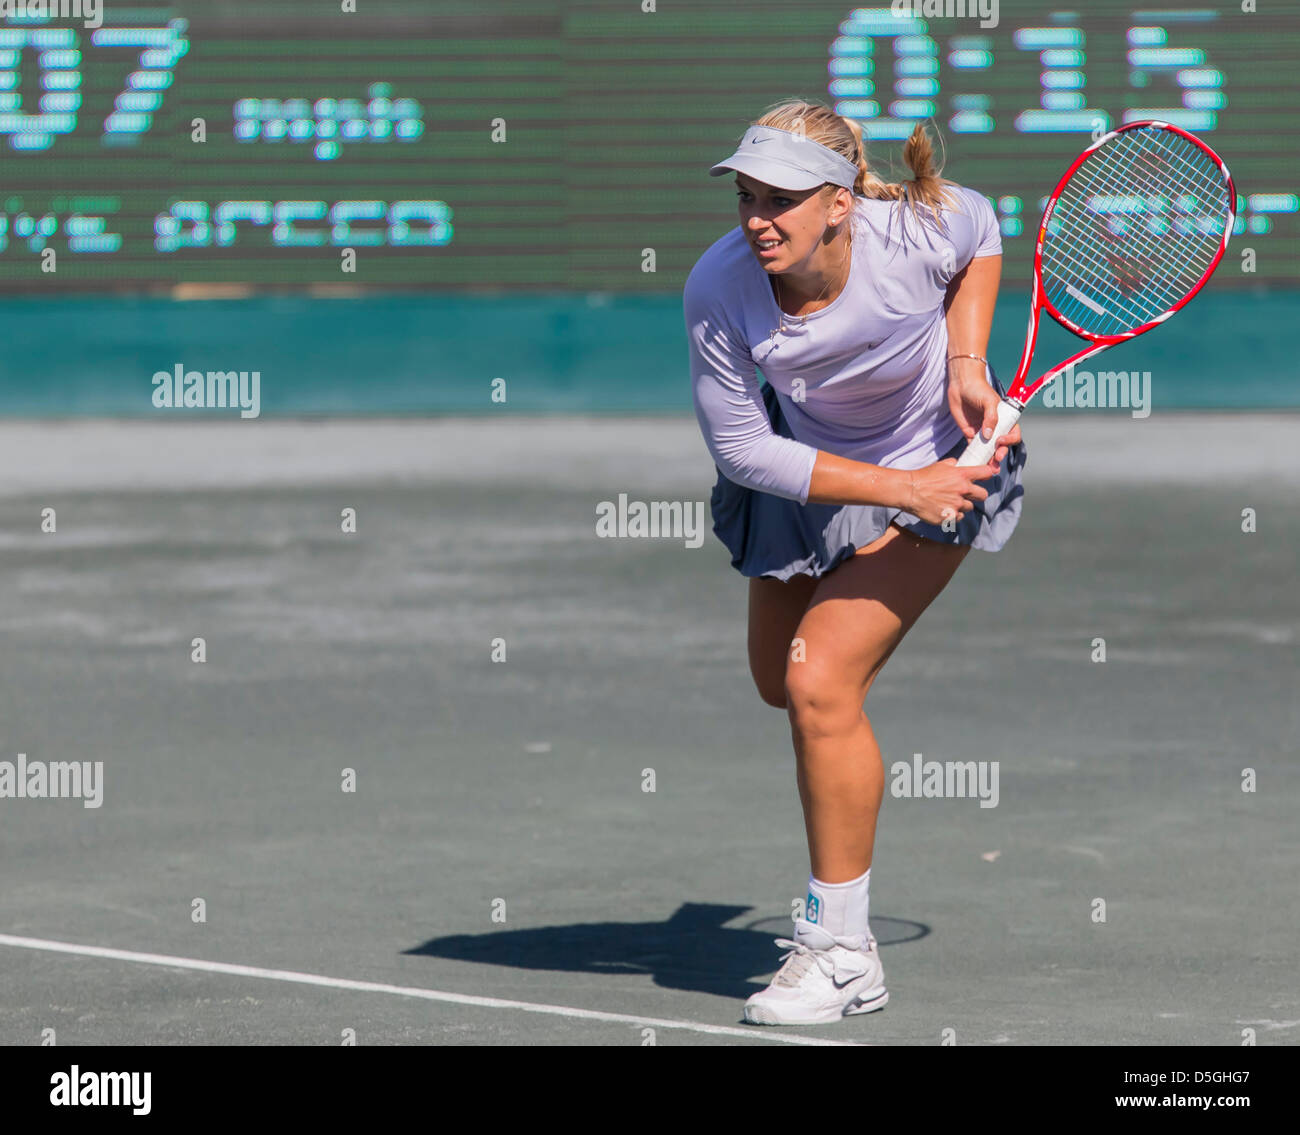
left=406, top=902, right=928, bottom=998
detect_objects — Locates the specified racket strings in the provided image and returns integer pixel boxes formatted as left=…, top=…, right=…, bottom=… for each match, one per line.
left=1054, top=147, right=1211, bottom=326
left=1050, top=136, right=1223, bottom=329
left=1064, top=133, right=1221, bottom=314
left=1040, top=126, right=1232, bottom=338
left=1046, top=132, right=1227, bottom=333
left=1051, top=132, right=1224, bottom=320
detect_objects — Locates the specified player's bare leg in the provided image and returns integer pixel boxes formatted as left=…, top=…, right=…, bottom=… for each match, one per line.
left=742, top=523, right=969, bottom=1024
left=786, top=523, right=969, bottom=882
left=747, top=574, right=819, bottom=709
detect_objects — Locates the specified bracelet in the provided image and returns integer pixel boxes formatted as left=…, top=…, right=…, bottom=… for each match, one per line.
left=947, top=353, right=988, bottom=366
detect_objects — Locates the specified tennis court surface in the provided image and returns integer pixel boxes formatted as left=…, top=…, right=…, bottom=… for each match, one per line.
left=1, top=415, right=1296, bottom=1046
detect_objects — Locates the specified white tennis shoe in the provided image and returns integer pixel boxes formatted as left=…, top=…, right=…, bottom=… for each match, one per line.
left=743, top=919, right=888, bottom=1026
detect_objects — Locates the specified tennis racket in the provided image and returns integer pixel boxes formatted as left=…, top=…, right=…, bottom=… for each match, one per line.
left=957, top=120, right=1236, bottom=467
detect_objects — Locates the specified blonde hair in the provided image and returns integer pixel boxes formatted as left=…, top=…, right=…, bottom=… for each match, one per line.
left=752, top=99, right=957, bottom=229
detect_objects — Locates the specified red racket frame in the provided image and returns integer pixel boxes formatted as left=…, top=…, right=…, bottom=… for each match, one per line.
left=1001, top=119, right=1237, bottom=409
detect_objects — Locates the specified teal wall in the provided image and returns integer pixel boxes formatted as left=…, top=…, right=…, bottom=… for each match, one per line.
left=0, top=291, right=1292, bottom=416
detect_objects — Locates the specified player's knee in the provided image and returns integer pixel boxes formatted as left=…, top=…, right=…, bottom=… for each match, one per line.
left=751, top=665, right=789, bottom=709
left=784, top=662, right=859, bottom=735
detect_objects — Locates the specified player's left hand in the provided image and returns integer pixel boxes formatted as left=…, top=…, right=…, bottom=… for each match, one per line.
left=947, top=366, right=1022, bottom=470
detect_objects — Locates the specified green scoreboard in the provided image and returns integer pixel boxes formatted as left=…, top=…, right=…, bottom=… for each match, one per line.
left=0, top=0, right=1295, bottom=290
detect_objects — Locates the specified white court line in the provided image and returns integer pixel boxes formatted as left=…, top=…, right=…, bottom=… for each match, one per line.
left=0, top=933, right=864, bottom=1047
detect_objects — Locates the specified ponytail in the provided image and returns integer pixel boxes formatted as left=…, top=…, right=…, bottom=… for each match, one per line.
left=749, top=101, right=957, bottom=228
left=843, top=117, right=957, bottom=224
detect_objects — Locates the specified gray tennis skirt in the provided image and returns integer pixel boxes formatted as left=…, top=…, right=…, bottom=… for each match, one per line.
left=710, top=375, right=1027, bottom=581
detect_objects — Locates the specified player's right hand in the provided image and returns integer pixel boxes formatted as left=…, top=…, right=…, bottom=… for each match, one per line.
left=903, top=458, right=991, bottom=526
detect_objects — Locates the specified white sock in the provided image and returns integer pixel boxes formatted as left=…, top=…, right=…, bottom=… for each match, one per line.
left=806, top=868, right=871, bottom=941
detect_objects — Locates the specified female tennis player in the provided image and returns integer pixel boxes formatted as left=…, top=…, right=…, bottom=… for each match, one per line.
left=684, top=100, right=1026, bottom=1026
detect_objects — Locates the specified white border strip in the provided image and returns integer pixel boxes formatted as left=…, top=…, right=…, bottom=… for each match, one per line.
left=0, top=933, right=864, bottom=1047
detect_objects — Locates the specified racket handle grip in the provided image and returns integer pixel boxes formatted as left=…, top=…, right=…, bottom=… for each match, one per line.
left=955, top=400, right=1022, bottom=468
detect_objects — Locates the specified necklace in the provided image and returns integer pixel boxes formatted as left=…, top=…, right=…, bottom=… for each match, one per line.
left=770, top=230, right=851, bottom=340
